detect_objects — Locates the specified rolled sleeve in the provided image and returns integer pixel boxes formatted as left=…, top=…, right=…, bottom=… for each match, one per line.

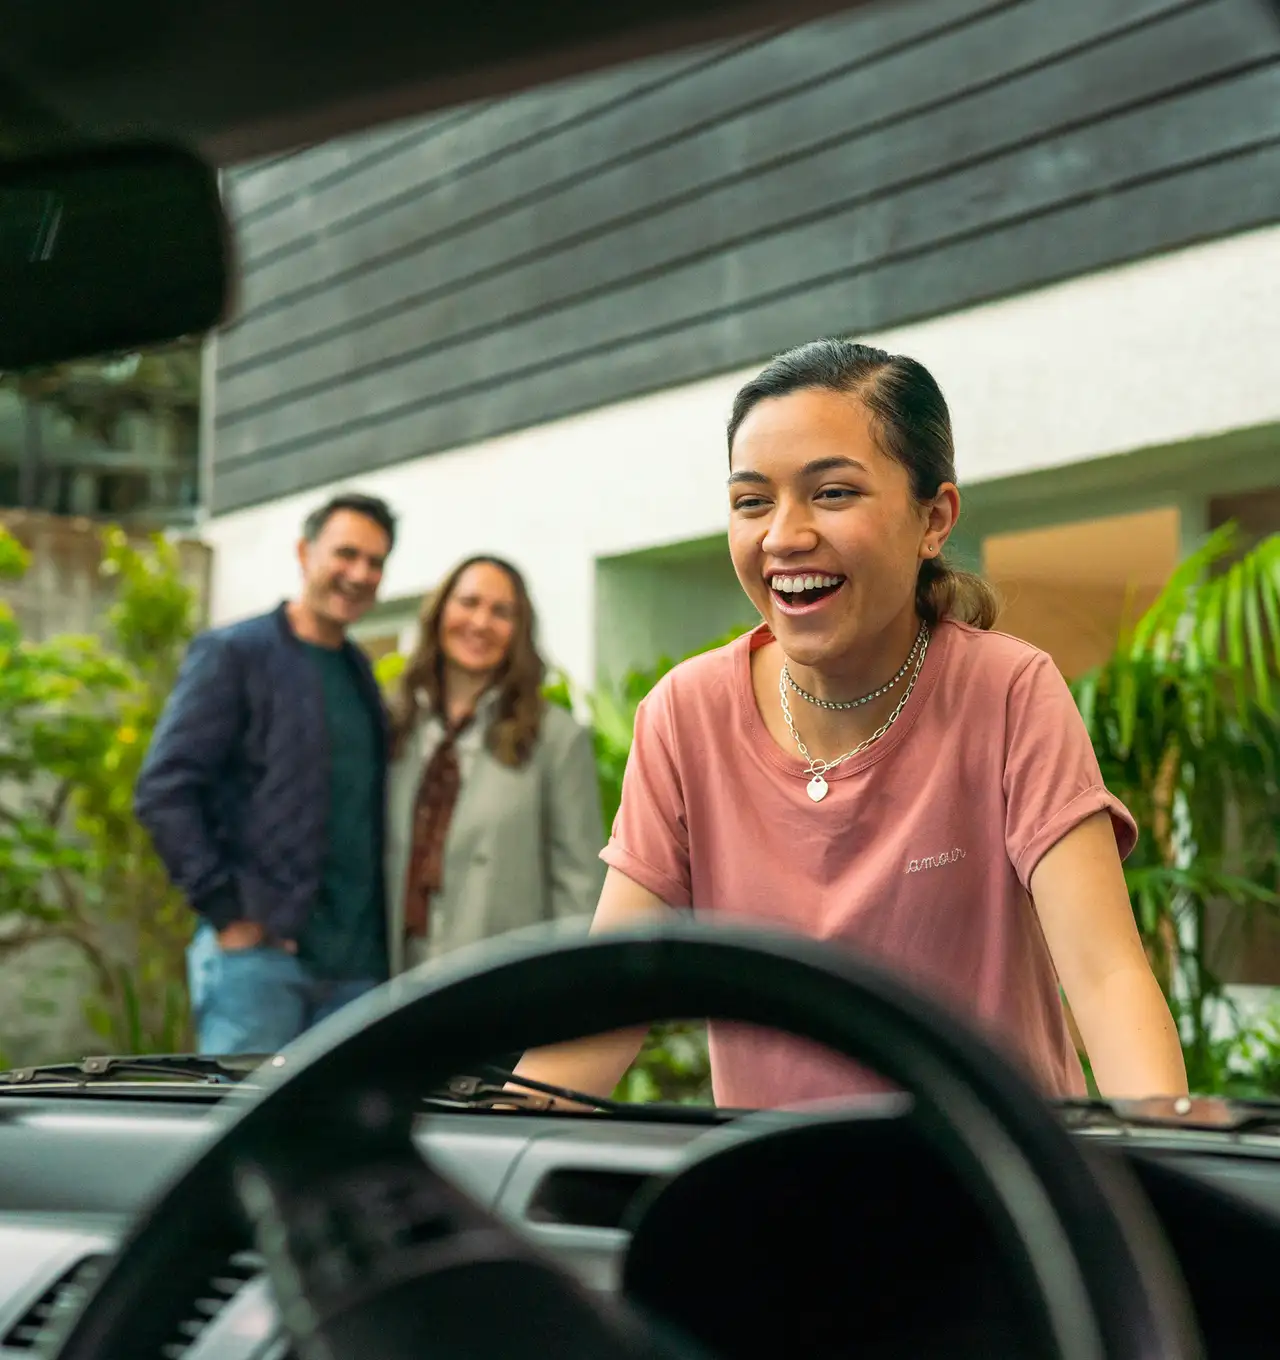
left=1003, top=652, right=1138, bottom=891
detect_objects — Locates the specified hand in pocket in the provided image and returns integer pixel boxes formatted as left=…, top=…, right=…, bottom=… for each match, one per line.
left=216, top=921, right=297, bottom=953
left=216, top=920, right=266, bottom=952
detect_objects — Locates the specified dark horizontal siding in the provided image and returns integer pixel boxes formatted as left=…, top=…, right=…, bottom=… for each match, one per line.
left=219, top=0, right=1099, bottom=375
left=222, top=0, right=994, bottom=331
left=229, top=105, right=487, bottom=224
left=212, top=0, right=1280, bottom=514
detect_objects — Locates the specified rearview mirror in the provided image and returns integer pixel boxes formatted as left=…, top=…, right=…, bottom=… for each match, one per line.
left=0, top=143, right=231, bottom=371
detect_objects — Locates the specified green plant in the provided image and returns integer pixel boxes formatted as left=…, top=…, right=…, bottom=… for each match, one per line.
left=542, top=669, right=574, bottom=712
left=614, top=1021, right=713, bottom=1105
left=1070, top=525, right=1280, bottom=1090
left=374, top=649, right=406, bottom=691
left=1213, top=1005, right=1280, bottom=1098
left=0, top=524, right=200, bottom=1058
left=586, top=626, right=753, bottom=831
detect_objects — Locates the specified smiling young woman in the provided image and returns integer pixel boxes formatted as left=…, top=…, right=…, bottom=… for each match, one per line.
left=513, top=339, right=1187, bottom=1109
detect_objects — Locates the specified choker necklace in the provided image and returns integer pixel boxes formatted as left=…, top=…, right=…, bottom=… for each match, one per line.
left=779, top=625, right=931, bottom=803
left=782, top=621, right=926, bottom=711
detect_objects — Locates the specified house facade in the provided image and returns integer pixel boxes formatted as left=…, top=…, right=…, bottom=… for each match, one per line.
left=201, top=0, right=1280, bottom=692
left=196, top=0, right=1280, bottom=1001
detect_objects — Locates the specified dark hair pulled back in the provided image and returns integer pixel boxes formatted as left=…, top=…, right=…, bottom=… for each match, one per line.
left=727, top=338, right=998, bottom=630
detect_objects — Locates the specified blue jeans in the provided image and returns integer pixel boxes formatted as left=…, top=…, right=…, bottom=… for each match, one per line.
left=186, top=923, right=381, bottom=1054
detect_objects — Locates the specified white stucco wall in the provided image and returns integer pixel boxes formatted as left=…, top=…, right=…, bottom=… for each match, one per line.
left=202, top=223, right=1280, bottom=688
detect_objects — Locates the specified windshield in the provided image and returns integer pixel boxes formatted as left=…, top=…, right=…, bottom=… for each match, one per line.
left=1, top=0, right=1279, bottom=1121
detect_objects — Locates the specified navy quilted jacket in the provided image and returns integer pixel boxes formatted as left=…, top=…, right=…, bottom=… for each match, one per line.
left=134, top=603, right=389, bottom=941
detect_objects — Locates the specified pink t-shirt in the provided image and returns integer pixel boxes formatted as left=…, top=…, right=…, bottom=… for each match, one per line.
left=601, top=618, right=1137, bottom=1108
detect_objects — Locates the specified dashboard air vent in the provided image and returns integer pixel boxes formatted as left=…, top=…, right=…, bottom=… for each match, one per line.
left=526, top=1168, right=655, bottom=1229
left=1, top=1253, right=109, bottom=1352
left=157, top=1250, right=262, bottom=1360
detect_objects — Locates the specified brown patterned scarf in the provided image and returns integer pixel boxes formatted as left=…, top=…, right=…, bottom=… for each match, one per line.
left=402, top=711, right=476, bottom=939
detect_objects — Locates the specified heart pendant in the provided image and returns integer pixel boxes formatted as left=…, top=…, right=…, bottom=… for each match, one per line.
left=806, top=774, right=828, bottom=803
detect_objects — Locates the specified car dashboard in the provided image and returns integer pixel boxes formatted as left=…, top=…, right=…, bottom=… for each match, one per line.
left=1, top=1088, right=1279, bottom=1359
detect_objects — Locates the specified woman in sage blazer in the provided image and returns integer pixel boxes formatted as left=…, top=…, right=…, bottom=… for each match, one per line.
left=385, top=555, right=605, bottom=975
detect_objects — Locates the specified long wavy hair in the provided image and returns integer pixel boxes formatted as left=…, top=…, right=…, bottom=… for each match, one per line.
left=389, top=555, right=546, bottom=766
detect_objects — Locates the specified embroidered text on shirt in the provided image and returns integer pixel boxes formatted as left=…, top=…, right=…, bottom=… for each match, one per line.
left=906, top=848, right=966, bottom=873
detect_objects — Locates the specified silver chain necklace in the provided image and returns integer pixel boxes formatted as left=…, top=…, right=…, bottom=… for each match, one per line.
left=782, top=621, right=926, bottom=711
left=779, top=625, right=930, bottom=803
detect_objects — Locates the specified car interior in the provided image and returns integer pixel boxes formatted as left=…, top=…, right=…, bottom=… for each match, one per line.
left=1, top=2, right=1279, bottom=1358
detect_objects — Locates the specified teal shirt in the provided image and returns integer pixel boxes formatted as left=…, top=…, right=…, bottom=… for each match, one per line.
left=296, top=643, right=387, bottom=981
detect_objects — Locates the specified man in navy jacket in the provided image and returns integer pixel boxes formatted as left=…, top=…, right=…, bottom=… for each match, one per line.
left=135, top=492, right=397, bottom=1054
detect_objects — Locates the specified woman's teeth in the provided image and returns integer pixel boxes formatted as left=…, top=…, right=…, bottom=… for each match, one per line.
left=769, top=573, right=846, bottom=611
left=771, top=573, right=843, bottom=594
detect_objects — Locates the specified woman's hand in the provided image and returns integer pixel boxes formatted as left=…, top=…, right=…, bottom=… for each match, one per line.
left=1032, top=811, right=1188, bottom=1098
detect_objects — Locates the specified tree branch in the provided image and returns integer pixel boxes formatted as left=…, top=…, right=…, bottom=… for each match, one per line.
left=0, top=926, right=60, bottom=960
left=48, top=861, right=89, bottom=927
left=47, top=778, right=73, bottom=831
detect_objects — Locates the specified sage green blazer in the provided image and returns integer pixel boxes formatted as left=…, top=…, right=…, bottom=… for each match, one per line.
left=385, top=698, right=606, bottom=975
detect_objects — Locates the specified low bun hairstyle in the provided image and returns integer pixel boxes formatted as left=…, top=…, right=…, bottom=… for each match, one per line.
left=727, top=338, right=998, bottom=631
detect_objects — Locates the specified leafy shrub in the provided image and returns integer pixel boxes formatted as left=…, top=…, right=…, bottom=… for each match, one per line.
left=1071, top=526, right=1280, bottom=1091
left=0, top=525, right=199, bottom=1060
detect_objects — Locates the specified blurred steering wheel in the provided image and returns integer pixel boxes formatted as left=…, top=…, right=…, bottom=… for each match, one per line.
left=48, top=919, right=1203, bottom=1359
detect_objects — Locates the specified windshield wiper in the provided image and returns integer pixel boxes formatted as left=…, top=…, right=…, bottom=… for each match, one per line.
left=0, top=1053, right=270, bottom=1087
left=482, top=1066, right=632, bottom=1112
left=422, top=1070, right=617, bottom=1114
left=423, top=1067, right=732, bottom=1124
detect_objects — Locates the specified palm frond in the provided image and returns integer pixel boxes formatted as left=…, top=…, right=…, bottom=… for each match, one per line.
left=1128, top=523, right=1236, bottom=656
left=1124, top=863, right=1280, bottom=911
left=1130, top=527, right=1280, bottom=715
